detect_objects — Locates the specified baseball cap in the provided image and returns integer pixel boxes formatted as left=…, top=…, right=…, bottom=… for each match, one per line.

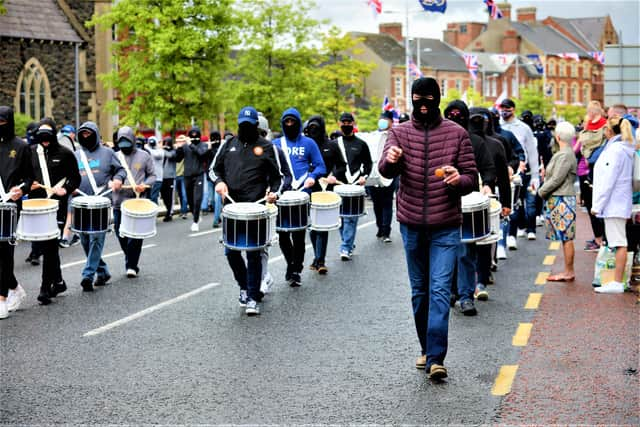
left=61, top=124, right=75, bottom=134
left=500, top=98, right=516, bottom=109
left=238, top=106, right=259, bottom=125
left=339, top=112, right=355, bottom=122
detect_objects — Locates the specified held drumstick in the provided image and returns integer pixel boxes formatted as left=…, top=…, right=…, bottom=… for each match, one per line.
left=225, top=193, right=236, bottom=204
left=122, top=184, right=150, bottom=190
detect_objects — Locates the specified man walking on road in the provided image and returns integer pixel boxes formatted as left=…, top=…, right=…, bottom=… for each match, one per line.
left=379, top=77, right=478, bottom=380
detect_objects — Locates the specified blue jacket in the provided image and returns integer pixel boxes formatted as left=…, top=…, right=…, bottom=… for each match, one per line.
left=273, top=107, right=326, bottom=191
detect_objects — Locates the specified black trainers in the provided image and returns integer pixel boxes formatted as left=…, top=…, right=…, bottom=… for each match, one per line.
left=37, top=287, right=52, bottom=305
left=50, top=281, right=67, bottom=297
left=309, top=259, right=318, bottom=271
left=317, top=263, right=328, bottom=275
left=94, top=274, right=111, bottom=287
left=289, top=272, right=301, bottom=287
left=162, top=215, right=173, bottom=222
left=69, top=234, right=80, bottom=247
left=25, top=254, right=40, bottom=266
left=81, top=277, right=94, bottom=292
left=58, top=238, right=70, bottom=248
left=460, top=300, right=477, bottom=316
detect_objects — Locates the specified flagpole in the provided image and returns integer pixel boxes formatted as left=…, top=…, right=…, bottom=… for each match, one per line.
left=515, top=54, right=519, bottom=98
left=404, top=0, right=411, bottom=113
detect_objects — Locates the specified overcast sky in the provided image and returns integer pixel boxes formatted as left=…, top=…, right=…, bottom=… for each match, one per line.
left=310, top=0, right=639, bottom=45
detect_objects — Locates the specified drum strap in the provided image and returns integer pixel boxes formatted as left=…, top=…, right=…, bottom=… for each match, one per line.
left=279, top=137, right=308, bottom=190
left=337, top=137, right=360, bottom=184
left=271, top=145, right=285, bottom=194
left=36, top=144, right=52, bottom=191
left=79, top=148, right=99, bottom=195
left=0, top=175, right=7, bottom=202
left=116, top=151, right=140, bottom=198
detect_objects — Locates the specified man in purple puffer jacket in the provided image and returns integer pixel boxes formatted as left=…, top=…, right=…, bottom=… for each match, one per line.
left=379, top=77, right=478, bottom=380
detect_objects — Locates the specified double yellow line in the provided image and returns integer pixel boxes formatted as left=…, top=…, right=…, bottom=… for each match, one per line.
left=491, top=242, right=559, bottom=396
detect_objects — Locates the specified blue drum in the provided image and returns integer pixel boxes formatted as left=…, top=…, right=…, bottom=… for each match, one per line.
left=334, top=184, right=366, bottom=217
left=276, top=191, right=309, bottom=232
left=0, top=202, right=17, bottom=242
left=223, top=202, right=270, bottom=251
left=460, top=192, right=490, bottom=243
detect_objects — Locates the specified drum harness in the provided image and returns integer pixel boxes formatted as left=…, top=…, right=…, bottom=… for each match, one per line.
left=279, top=137, right=309, bottom=191
left=0, top=176, right=19, bottom=245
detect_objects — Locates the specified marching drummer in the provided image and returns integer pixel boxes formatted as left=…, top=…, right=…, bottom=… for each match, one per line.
left=0, top=106, right=34, bottom=319
left=273, top=108, right=326, bottom=287
left=304, top=115, right=346, bottom=274
left=335, top=112, right=372, bottom=261
left=28, top=118, right=81, bottom=305
left=74, top=121, right=125, bottom=292
left=211, top=106, right=283, bottom=316
left=112, top=126, right=156, bottom=279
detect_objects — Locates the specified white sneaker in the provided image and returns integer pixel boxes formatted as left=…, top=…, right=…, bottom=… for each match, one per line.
left=191, top=222, right=200, bottom=232
left=245, top=299, right=260, bottom=316
left=594, top=281, right=625, bottom=294
left=0, top=300, right=8, bottom=319
left=516, top=229, right=526, bottom=238
left=536, top=216, right=544, bottom=227
left=7, top=285, right=26, bottom=312
left=126, top=268, right=138, bottom=278
left=497, top=245, right=507, bottom=260
left=527, top=232, right=536, bottom=240
left=260, top=272, right=274, bottom=295
left=507, top=235, right=518, bottom=250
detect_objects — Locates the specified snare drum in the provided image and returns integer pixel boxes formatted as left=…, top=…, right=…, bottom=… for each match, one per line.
left=334, top=184, right=366, bottom=217
left=16, top=199, right=60, bottom=241
left=71, top=196, right=112, bottom=234
left=460, top=192, right=491, bottom=243
left=0, top=202, right=17, bottom=242
left=476, top=198, right=502, bottom=245
left=511, top=174, right=523, bottom=210
left=223, top=202, right=270, bottom=251
left=309, top=191, right=342, bottom=231
left=276, top=191, right=309, bottom=231
left=632, top=205, right=640, bottom=224
left=119, top=198, right=159, bottom=239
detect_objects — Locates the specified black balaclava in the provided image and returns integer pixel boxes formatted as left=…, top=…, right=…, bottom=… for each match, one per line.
left=163, top=136, right=173, bottom=149
left=118, top=140, right=133, bottom=155
left=0, top=106, right=15, bottom=143
left=411, top=77, right=441, bottom=125
left=188, top=127, right=201, bottom=144
left=521, top=110, right=534, bottom=130
left=306, top=115, right=326, bottom=145
left=444, top=100, right=470, bottom=130
left=237, top=122, right=259, bottom=144
left=36, top=117, right=58, bottom=147
left=282, top=115, right=300, bottom=140
left=78, top=130, right=98, bottom=150
left=26, top=121, right=39, bottom=145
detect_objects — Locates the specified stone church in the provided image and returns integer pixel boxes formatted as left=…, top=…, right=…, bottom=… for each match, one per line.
left=0, top=0, right=114, bottom=138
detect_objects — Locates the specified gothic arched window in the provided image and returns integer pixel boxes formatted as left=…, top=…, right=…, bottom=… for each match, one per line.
left=14, top=58, right=52, bottom=121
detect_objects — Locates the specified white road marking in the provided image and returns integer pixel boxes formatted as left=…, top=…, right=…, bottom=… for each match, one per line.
left=189, top=228, right=222, bottom=238
left=61, top=244, right=157, bottom=269
left=84, top=282, right=221, bottom=337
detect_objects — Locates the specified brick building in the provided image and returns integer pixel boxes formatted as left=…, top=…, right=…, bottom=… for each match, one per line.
left=0, top=0, right=114, bottom=138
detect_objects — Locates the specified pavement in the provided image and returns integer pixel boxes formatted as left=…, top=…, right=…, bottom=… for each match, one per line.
left=0, top=204, right=638, bottom=424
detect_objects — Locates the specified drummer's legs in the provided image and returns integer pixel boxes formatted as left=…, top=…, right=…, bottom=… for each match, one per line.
left=225, top=247, right=248, bottom=290
left=340, top=216, right=359, bottom=255
left=291, top=230, right=306, bottom=274
left=80, top=232, right=110, bottom=281
left=0, top=242, right=18, bottom=298
left=316, top=231, right=329, bottom=267
left=125, top=238, right=143, bottom=273
left=456, top=242, right=477, bottom=306
left=278, top=231, right=294, bottom=279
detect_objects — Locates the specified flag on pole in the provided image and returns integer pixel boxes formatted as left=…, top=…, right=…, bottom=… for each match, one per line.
left=589, top=51, right=605, bottom=65
left=557, top=53, right=580, bottom=62
left=408, top=58, right=424, bottom=79
left=367, top=0, right=382, bottom=16
left=526, top=54, right=544, bottom=74
left=494, top=90, right=507, bottom=109
left=418, top=0, right=447, bottom=14
left=463, top=53, right=479, bottom=80
left=382, top=95, right=394, bottom=112
left=484, top=0, right=503, bottom=19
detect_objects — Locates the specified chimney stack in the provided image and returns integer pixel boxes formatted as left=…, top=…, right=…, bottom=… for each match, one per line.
left=517, top=7, right=537, bottom=23
left=379, top=23, right=403, bottom=43
left=498, top=2, right=511, bottom=20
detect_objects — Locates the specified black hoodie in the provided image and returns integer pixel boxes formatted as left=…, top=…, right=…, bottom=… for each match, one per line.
left=0, top=106, right=34, bottom=199
left=306, top=115, right=347, bottom=192
left=444, top=100, right=495, bottom=188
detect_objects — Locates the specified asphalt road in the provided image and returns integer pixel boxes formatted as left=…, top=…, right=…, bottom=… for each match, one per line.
left=1, top=204, right=550, bottom=424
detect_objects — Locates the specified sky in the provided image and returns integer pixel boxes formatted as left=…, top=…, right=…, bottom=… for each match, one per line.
left=310, top=0, right=640, bottom=45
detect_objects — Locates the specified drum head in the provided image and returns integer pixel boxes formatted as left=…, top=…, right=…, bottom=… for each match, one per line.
left=23, top=198, right=58, bottom=210
left=122, top=198, right=158, bottom=214
left=311, top=191, right=341, bottom=205
left=278, top=191, right=310, bottom=205
left=224, top=202, right=268, bottom=219
left=461, top=192, right=490, bottom=212
left=334, top=184, right=365, bottom=197
left=72, top=195, right=112, bottom=208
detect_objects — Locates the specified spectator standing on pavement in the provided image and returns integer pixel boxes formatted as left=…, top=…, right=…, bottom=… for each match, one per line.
left=592, top=117, right=635, bottom=294
left=176, top=126, right=210, bottom=232
left=538, top=122, right=578, bottom=282
left=207, top=130, right=223, bottom=227
left=160, top=136, right=177, bottom=222
left=147, top=137, right=164, bottom=204
left=174, top=137, right=189, bottom=220
left=378, top=77, right=478, bottom=380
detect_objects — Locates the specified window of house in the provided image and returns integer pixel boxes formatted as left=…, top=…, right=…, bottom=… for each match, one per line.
left=394, top=76, right=402, bottom=99
left=548, top=82, right=555, bottom=98
left=571, top=63, right=577, bottom=78
left=491, top=77, right=497, bottom=97
left=512, top=75, right=518, bottom=97
left=14, top=58, right=52, bottom=121
left=570, top=83, right=578, bottom=103
left=460, top=24, right=467, bottom=34
left=583, top=84, right=591, bottom=104
left=559, top=60, right=566, bottom=77
left=441, top=79, right=447, bottom=98
left=456, top=79, right=462, bottom=93
left=547, top=60, right=555, bottom=77
left=559, top=83, right=566, bottom=102
left=583, top=63, right=591, bottom=77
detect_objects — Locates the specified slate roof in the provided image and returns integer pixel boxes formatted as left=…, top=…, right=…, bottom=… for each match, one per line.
left=0, top=0, right=82, bottom=43
left=413, top=38, right=468, bottom=72
left=511, top=22, right=590, bottom=57
left=352, top=32, right=406, bottom=66
left=550, top=16, right=607, bottom=51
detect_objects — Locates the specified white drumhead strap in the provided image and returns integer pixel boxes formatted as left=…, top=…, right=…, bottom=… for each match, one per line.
left=0, top=175, right=8, bottom=202
left=337, top=137, right=360, bottom=184
left=280, top=137, right=308, bottom=190
left=36, top=144, right=52, bottom=190
left=79, top=148, right=99, bottom=195
left=116, top=151, right=140, bottom=198
left=272, top=145, right=285, bottom=194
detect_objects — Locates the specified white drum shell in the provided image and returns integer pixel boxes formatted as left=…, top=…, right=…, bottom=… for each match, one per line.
left=120, top=200, right=159, bottom=239
left=309, top=194, right=342, bottom=232
left=16, top=199, right=60, bottom=241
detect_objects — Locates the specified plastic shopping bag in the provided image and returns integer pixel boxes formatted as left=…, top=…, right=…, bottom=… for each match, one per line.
left=594, top=246, right=633, bottom=288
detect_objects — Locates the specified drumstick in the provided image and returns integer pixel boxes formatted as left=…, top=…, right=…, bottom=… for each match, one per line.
left=75, top=188, right=89, bottom=197
left=99, top=188, right=113, bottom=197
left=3, top=183, right=24, bottom=202
left=225, top=193, right=236, bottom=204
left=122, top=184, right=150, bottom=190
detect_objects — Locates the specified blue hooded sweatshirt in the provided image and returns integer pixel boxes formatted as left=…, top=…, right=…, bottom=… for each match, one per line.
left=273, top=107, right=326, bottom=192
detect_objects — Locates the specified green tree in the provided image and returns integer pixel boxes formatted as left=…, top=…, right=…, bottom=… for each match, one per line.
left=0, top=1, right=6, bottom=15
left=514, top=81, right=554, bottom=119
left=554, top=104, right=586, bottom=125
left=89, top=0, right=236, bottom=132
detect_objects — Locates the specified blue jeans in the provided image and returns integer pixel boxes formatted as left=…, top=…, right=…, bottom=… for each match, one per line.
left=309, top=229, right=329, bottom=264
left=213, top=192, right=222, bottom=226
left=150, top=181, right=162, bottom=204
left=113, top=209, right=144, bottom=272
left=80, top=232, right=110, bottom=281
left=175, top=176, right=188, bottom=215
left=509, top=174, right=536, bottom=235
left=339, top=216, right=359, bottom=253
left=400, top=224, right=459, bottom=368
left=225, top=247, right=262, bottom=301
left=201, top=176, right=213, bottom=211
left=456, top=243, right=477, bottom=303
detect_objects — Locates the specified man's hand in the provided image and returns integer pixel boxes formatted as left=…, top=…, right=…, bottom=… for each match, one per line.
left=266, top=192, right=277, bottom=204
left=519, top=161, right=526, bottom=173
left=111, top=180, right=123, bottom=191
left=54, top=187, right=67, bottom=197
left=386, top=146, right=403, bottom=164
left=304, top=177, right=315, bottom=188
left=31, top=181, right=40, bottom=191
left=481, top=185, right=493, bottom=196
left=357, top=176, right=366, bottom=186
left=215, top=182, right=228, bottom=197
left=9, top=186, right=23, bottom=201
left=134, top=184, right=147, bottom=194
left=442, top=166, right=460, bottom=186
left=327, top=175, right=337, bottom=185
left=502, top=207, right=512, bottom=217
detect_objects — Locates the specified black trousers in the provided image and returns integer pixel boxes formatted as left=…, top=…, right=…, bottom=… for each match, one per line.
left=0, top=242, right=18, bottom=298
left=185, top=175, right=204, bottom=223
left=369, top=185, right=395, bottom=238
left=579, top=176, right=605, bottom=240
left=160, top=178, right=175, bottom=217
left=40, top=238, right=63, bottom=289
left=278, top=229, right=307, bottom=276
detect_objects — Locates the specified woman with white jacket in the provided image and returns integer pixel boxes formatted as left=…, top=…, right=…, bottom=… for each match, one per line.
left=591, top=117, right=635, bottom=293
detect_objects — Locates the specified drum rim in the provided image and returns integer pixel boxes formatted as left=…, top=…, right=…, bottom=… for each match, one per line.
left=72, top=196, right=112, bottom=209
left=334, top=184, right=366, bottom=197
left=277, top=191, right=310, bottom=205
left=310, top=201, right=342, bottom=209
left=0, top=202, right=17, bottom=209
